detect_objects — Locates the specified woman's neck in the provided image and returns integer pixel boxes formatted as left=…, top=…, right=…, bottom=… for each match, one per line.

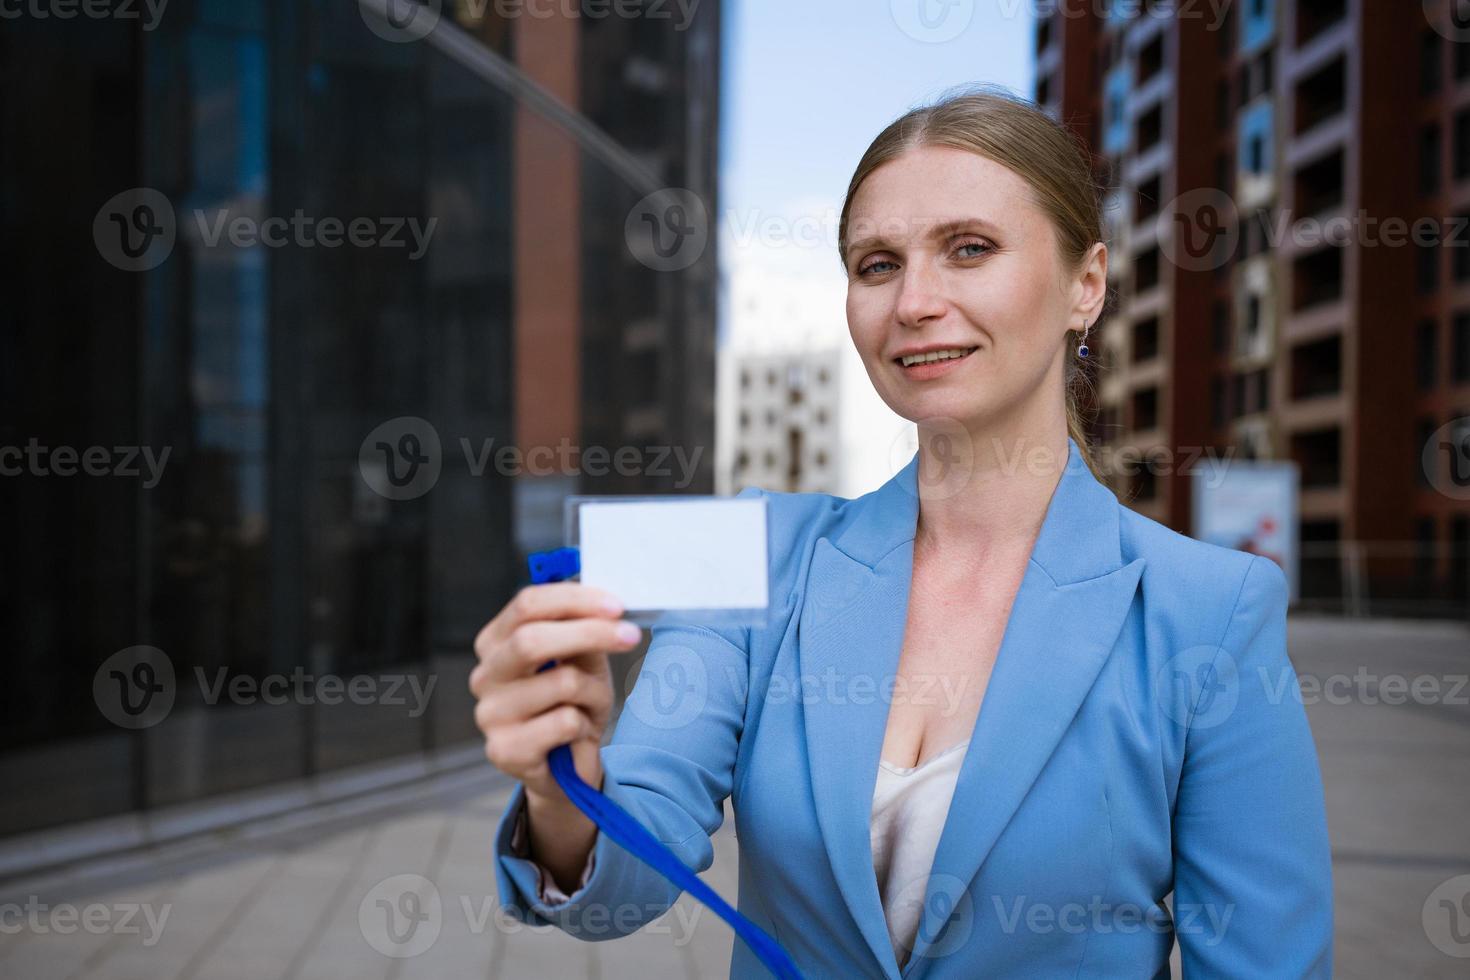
left=912, top=410, right=1069, bottom=562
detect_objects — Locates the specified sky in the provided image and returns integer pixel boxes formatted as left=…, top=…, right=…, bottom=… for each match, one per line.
left=716, top=0, right=1037, bottom=496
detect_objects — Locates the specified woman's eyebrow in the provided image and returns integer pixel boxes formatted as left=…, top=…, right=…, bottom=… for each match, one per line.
left=926, top=216, right=1003, bottom=239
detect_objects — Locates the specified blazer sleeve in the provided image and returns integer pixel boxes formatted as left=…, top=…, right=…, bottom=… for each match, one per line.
left=491, top=486, right=763, bottom=940
left=1172, top=554, right=1334, bottom=978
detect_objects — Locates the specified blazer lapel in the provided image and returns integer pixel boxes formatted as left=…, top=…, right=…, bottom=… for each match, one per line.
left=902, top=441, right=1146, bottom=973
left=799, top=456, right=922, bottom=977
left=797, top=436, right=1146, bottom=978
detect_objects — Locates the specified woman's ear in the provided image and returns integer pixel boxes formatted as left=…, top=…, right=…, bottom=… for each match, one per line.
left=1074, top=242, right=1108, bottom=325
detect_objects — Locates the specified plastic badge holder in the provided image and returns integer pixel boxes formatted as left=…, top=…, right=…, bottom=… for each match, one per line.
left=563, top=494, right=772, bottom=629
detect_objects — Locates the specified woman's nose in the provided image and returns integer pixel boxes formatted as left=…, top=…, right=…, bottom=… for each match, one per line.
left=893, top=260, right=947, bottom=327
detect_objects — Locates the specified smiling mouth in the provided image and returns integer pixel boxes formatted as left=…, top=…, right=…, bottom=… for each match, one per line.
left=894, top=346, right=978, bottom=367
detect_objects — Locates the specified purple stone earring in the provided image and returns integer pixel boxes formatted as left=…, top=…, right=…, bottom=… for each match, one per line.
left=1077, top=318, right=1091, bottom=358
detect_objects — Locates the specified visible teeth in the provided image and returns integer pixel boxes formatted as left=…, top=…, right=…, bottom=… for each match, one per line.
left=900, top=347, right=974, bottom=367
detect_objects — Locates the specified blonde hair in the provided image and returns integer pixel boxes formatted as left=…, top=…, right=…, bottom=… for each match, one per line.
left=838, top=84, right=1108, bottom=479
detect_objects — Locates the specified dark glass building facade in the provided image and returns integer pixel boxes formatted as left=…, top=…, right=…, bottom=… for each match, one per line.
left=0, top=0, right=720, bottom=849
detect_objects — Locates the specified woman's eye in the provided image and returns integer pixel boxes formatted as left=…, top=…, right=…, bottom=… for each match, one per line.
left=954, top=240, right=992, bottom=259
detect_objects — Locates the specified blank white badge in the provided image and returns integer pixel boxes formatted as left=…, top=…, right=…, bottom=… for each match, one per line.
left=571, top=497, right=769, bottom=624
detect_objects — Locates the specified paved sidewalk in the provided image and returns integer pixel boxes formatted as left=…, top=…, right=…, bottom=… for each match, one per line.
left=0, top=766, right=739, bottom=980
left=0, top=615, right=1466, bottom=978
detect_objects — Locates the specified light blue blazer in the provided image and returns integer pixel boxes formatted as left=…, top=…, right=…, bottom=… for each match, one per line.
left=493, top=437, right=1334, bottom=978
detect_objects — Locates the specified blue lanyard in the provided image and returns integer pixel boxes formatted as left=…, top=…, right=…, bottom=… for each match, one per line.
left=528, top=548, right=803, bottom=980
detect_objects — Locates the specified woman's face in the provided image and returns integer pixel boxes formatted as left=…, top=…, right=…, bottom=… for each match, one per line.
left=843, top=144, right=1102, bottom=433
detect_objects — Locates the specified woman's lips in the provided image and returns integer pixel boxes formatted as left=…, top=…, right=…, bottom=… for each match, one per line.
left=894, top=346, right=978, bottom=380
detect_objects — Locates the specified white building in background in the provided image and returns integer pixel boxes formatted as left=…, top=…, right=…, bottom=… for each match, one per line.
left=726, top=350, right=842, bottom=493
left=715, top=202, right=912, bottom=498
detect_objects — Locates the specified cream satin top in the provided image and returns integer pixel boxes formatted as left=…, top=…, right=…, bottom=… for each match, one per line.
left=870, top=739, right=971, bottom=970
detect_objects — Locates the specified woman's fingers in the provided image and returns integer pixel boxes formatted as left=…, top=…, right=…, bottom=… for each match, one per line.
left=475, top=583, right=624, bottom=657
left=482, top=703, right=594, bottom=775
left=473, top=661, right=612, bottom=727
left=469, top=582, right=633, bottom=796
left=483, top=616, right=641, bottom=684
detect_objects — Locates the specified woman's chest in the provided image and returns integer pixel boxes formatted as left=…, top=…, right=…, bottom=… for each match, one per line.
left=879, top=568, right=1022, bottom=770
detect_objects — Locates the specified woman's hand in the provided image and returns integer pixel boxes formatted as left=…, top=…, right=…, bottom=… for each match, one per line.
left=469, top=582, right=642, bottom=804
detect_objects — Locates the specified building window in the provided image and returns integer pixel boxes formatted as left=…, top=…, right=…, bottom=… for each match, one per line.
left=1455, top=109, right=1470, bottom=182
left=1132, top=386, right=1159, bottom=431
left=1295, top=55, right=1345, bottom=136
left=1416, top=516, right=1437, bottom=579
left=1295, top=150, right=1343, bottom=217
left=1138, top=33, right=1164, bottom=84
left=1243, top=208, right=1273, bottom=257
left=1136, top=174, right=1161, bottom=222
left=1136, top=103, right=1163, bottom=152
left=1418, top=319, right=1439, bottom=391
left=1235, top=367, right=1271, bottom=415
left=1213, top=300, right=1231, bottom=353
left=1418, top=242, right=1441, bottom=295
left=1422, top=124, right=1442, bottom=198
left=1135, top=246, right=1161, bottom=293
left=1290, top=335, right=1341, bottom=399
left=1292, top=427, right=1341, bottom=489
left=1294, top=246, right=1344, bottom=309
left=1423, top=29, right=1443, bottom=95
left=1453, top=517, right=1470, bottom=600
left=1296, top=0, right=1346, bottom=48
left=1419, top=418, right=1438, bottom=488
left=1457, top=218, right=1470, bottom=282
left=1455, top=312, right=1470, bottom=384
left=1132, top=316, right=1159, bottom=363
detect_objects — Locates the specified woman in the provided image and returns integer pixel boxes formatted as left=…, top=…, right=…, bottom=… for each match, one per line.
left=469, top=88, right=1334, bottom=978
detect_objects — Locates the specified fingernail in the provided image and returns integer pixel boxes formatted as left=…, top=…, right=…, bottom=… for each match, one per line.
left=600, top=595, right=624, bottom=616
left=615, top=621, right=641, bottom=644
